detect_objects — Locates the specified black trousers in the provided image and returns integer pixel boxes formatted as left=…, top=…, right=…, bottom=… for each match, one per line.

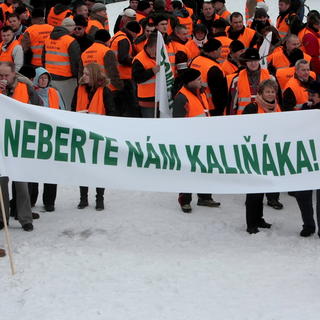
left=178, top=193, right=212, bottom=206
left=266, top=192, right=280, bottom=201
left=245, top=193, right=265, bottom=228
left=295, top=190, right=320, bottom=232
left=80, top=187, right=104, bottom=200
left=28, top=183, right=57, bottom=207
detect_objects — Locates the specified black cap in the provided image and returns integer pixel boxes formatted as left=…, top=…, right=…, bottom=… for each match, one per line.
left=229, top=40, right=245, bottom=53
left=240, top=48, right=260, bottom=61
left=182, top=68, right=201, bottom=85
left=152, top=14, right=168, bottom=26
left=203, top=38, right=222, bottom=52
left=212, top=18, right=227, bottom=30
left=31, top=8, right=45, bottom=18
left=308, top=81, right=320, bottom=94
left=126, top=21, right=141, bottom=33
left=73, top=14, right=88, bottom=27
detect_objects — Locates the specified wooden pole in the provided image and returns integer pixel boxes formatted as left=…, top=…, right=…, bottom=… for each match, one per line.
left=0, top=184, right=15, bottom=275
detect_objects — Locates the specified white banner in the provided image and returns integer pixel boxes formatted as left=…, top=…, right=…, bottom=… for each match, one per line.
left=155, top=31, right=174, bottom=118
left=1, top=95, right=320, bottom=194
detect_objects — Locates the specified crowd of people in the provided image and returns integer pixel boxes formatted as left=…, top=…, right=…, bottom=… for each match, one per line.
left=0, top=0, right=320, bottom=256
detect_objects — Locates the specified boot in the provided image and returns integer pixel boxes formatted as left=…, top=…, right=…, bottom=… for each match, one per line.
left=180, top=203, right=192, bottom=213
left=197, top=198, right=221, bottom=207
left=267, top=199, right=283, bottom=210
left=257, top=219, right=272, bottom=229
left=78, top=186, right=88, bottom=209
left=95, top=188, right=105, bottom=211
left=300, top=227, right=315, bottom=237
left=247, top=227, right=259, bottom=234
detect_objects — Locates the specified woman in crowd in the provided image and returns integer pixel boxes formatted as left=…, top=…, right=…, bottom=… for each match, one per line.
left=71, top=63, right=117, bottom=211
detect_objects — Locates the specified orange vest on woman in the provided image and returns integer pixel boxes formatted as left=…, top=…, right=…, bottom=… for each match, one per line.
left=283, top=77, right=309, bottom=110
left=256, top=102, right=281, bottom=114
left=236, top=68, right=271, bottom=114
left=190, top=55, right=225, bottom=111
left=11, top=81, right=29, bottom=103
left=24, top=24, right=54, bottom=67
left=76, top=85, right=106, bottom=115
left=47, top=87, right=60, bottom=109
left=47, top=7, right=72, bottom=26
left=44, top=34, right=75, bottom=77
left=178, top=87, right=210, bottom=117
left=0, top=39, right=20, bottom=62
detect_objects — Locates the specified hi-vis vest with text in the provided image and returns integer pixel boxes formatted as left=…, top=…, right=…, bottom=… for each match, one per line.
left=178, top=87, right=210, bottom=117
left=47, top=7, right=72, bottom=26
left=190, top=55, right=225, bottom=111
left=0, top=40, right=20, bottom=62
left=25, top=24, right=54, bottom=66
left=214, top=36, right=232, bottom=63
left=284, top=77, right=309, bottom=110
left=76, top=85, right=106, bottom=115
left=110, top=31, right=133, bottom=79
left=44, top=35, right=75, bottom=77
left=236, top=68, right=271, bottom=114
left=133, top=49, right=156, bottom=103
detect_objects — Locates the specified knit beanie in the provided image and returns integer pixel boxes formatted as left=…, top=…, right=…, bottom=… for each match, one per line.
left=182, top=68, right=201, bottom=85
left=203, top=38, right=222, bottom=53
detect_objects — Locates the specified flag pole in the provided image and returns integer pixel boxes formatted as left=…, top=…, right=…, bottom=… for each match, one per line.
left=0, top=184, right=15, bottom=275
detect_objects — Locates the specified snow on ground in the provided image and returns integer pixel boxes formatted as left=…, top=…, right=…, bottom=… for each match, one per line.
left=1, top=1, right=320, bottom=319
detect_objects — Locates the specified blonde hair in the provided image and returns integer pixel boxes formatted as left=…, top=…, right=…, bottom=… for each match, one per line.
left=80, top=63, right=110, bottom=91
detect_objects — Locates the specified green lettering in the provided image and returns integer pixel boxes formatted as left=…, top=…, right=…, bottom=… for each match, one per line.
left=21, top=121, right=36, bottom=158
left=4, top=119, right=20, bottom=157
left=37, top=123, right=53, bottom=160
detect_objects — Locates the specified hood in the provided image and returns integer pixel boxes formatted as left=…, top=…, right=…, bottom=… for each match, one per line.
left=33, top=67, right=52, bottom=87
left=54, top=4, right=70, bottom=15
left=50, top=26, right=70, bottom=40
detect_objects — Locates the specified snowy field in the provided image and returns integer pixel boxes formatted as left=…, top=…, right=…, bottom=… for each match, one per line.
left=1, top=1, right=320, bottom=319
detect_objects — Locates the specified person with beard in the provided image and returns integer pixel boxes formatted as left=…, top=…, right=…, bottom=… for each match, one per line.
left=282, top=59, right=315, bottom=111
left=242, top=79, right=280, bottom=234
left=184, top=23, right=206, bottom=58
left=276, top=0, right=302, bottom=40
left=72, top=14, right=94, bottom=53
left=47, top=0, right=72, bottom=27
left=267, top=34, right=311, bottom=75
left=227, top=12, right=259, bottom=49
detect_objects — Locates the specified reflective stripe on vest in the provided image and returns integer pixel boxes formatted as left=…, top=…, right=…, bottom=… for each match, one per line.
left=44, top=35, right=74, bottom=77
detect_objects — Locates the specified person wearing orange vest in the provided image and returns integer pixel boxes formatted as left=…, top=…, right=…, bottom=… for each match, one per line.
left=114, top=8, right=136, bottom=35
left=72, top=63, right=116, bottom=211
left=227, top=12, right=259, bottom=48
left=72, top=14, right=94, bottom=53
left=73, top=1, right=89, bottom=19
left=185, top=23, right=207, bottom=60
left=245, top=0, right=265, bottom=23
left=20, top=9, right=53, bottom=67
left=0, top=26, right=23, bottom=71
left=0, top=61, right=42, bottom=232
left=81, top=29, right=123, bottom=99
left=47, top=0, right=72, bottom=27
left=221, top=39, right=245, bottom=76
left=0, top=0, right=13, bottom=23
left=110, top=20, right=141, bottom=116
left=196, top=1, right=219, bottom=37
left=134, top=20, right=155, bottom=54
left=276, top=0, right=301, bottom=40
left=282, top=59, right=314, bottom=111
left=43, top=17, right=81, bottom=110
left=172, top=67, right=220, bottom=213
left=229, top=48, right=273, bottom=115
left=172, top=1, right=193, bottom=38
left=242, top=79, right=280, bottom=233
left=7, top=13, right=26, bottom=42
left=212, top=0, right=231, bottom=22
left=132, top=32, right=160, bottom=118
left=300, top=11, right=320, bottom=77
left=211, top=19, right=232, bottom=64
left=86, top=2, right=109, bottom=39
left=190, top=38, right=228, bottom=116
left=135, top=1, right=153, bottom=24
left=268, top=34, right=311, bottom=75
left=27, top=67, right=65, bottom=213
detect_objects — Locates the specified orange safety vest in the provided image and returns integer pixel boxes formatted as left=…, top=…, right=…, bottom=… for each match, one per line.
left=44, top=34, right=75, bottom=77
left=299, top=27, right=320, bottom=58
left=268, top=48, right=311, bottom=69
left=236, top=68, right=271, bottom=114
left=276, top=13, right=295, bottom=39
left=221, top=59, right=239, bottom=76
left=226, top=26, right=256, bottom=48
left=0, top=39, right=20, bottom=62
left=177, top=15, right=193, bottom=37
left=136, top=12, right=147, bottom=23
left=298, top=27, right=308, bottom=52
left=171, top=40, right=190, bottom=70
left=110, top=31, right=133, bottom=79
left=284, top=77, right=310, bottom=110
left=86, top=16, right=109, bottom=34
left=0, top=2, right=13, bottom=21
left=214, top=36, right=232, bottom=63
left=218, top=10, right=231, bottom=22
left=47, top=87, right=60, bottom=109
left=185, top=40, right=200, bottom=60
left=24, top=24, right=54, bottom=67
left=47, top=7, right=72, bottom=27
left=166, top=41, right=176, bottom=75
left=253, top=102, right=281, bottom=114
left=76, top=85, right=106, bottom=115
left=133, top=49, right=156, bottom=102
left=276, top=67, right=316, bottom=91
left=190, top=55, right=225, bottom=111
left=133, top=37, right=146, bottom=54
left=11, top=81, right=29, bottom=103
left=178, top=86, right=210, bottom=117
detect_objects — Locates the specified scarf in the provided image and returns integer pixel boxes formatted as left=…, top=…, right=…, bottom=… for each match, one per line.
left=255, top=94, right=277, bottom=113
